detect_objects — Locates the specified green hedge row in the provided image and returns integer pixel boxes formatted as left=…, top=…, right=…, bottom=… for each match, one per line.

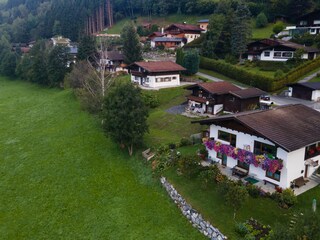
left=200, top=57, right=274, bottom=91
left=200, top=56, right=320, bottom=92
left=273, top=57, right=320, bottom=90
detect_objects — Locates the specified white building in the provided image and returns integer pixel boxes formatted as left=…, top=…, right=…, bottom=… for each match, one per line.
left=129, top=61, right=185, bottom=89
left=247, top=39, right=319, bottom=62
left=195, top=104, right=320, bottom=189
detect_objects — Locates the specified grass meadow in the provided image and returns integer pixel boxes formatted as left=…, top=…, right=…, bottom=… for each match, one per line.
left=0, top=77, right=204, bottom=239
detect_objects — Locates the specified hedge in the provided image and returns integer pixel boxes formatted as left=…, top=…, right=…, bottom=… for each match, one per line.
left=200, top=57, right=274, bottom=91
left=200, top=56, right=320, bottom=92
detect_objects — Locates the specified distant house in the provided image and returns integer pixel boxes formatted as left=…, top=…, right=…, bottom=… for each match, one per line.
left=51, top=36, right=71, bottom=47
left=186, top=82, right=267, bottom=115
left=286, top=10, right=320, bottom=36
left=150, top=37, right=186, bottom=49
left=247, top=38, right=319, bottom=61
left=197, top=19, right=209, bottom=32
left=129, top=61, right=185, bottom=88
left=195, top=104, right=320, bottom=189
left=147, top=31, right=165, bottom=41
left=11, top=43, right=31, bottom=54
left=287, top=82, right=320, bottom=101
left=105, top=51, right=126, bottom=72
left=164, top=23, right=204, bottom=43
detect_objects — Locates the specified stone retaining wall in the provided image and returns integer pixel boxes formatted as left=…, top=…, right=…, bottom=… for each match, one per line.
left=160, top=177, right=227, bottom=240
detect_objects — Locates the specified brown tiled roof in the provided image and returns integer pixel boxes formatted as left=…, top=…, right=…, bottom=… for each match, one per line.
left=230, top=88, right=266, bottom=99
left=166, top=23, right=204, bottom=32
left=186, top=82, right=241, bottom=95
left=132, top=61, right=186, bottom=73
left=107, top=51, right=124, bottom=61
left=194, top=104, right=320, bottom=152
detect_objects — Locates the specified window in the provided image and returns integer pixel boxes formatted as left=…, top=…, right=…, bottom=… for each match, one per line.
left=229, top=97, right=235, bottom=102
left=311, top=28, right=316, bottom=33
left=314, top=20, right=320, bottom=25
left=300, top=20, right=307, bottom=26
left=266, top=170, right=281, bottom=181
left=237, top=160, right=249, bottom=170
left=172, top=76, right=177, bottom=80
left=217, top=152, right=222, bottom=159
left=218, top=130, right=237, bottom=147
left=282, top=52, right=293, bottom=58
left=305, top=142, right=320, bottom=159
left=145, top=77, right=149, bottom=83
left=134, top=76, right=140, bottom=81
left=254, top=141, right=277, bottom=157
left=274, top=52, right=282, bottom=58
left=264, top=51, right=270, bottom=57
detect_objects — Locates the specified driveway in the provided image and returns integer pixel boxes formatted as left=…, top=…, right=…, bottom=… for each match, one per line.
left=270, top=95, right=320, bottom=111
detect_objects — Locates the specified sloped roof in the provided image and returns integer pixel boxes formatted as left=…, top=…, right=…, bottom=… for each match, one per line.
left=132, top=61, right=186, bottom=72
left=186, top=82, right=241, bottom=95
left=153, top=37, right=184, bottom=42
left=194, top=104, right=320, bottom=152
left=287, top=82, right=320, bottom=90
left=230, top=88, right=266, bottom=99
left=166, top=23, right=204, bottom=32
left=198, top=19, right=209, bottom=23
left=107, top=51, right=124, bottom=61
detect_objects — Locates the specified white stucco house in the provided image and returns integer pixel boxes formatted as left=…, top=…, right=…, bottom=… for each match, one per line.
left=129, top=61, right=185, bottom=88
left=194, top=104, right=320, bottom=189
left=246, top=39, right=319, bottom=62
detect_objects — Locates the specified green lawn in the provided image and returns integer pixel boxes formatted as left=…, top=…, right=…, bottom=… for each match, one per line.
left=144, top=86, right=203, bottom=147
left=252, top=23, right=275, bottom=39
left=309, top=76, right=320, bottom=82
left=0, top=77, right=204, bottom=239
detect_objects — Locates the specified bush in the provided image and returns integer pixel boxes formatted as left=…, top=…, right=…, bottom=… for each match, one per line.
left=280, top=189, right=297, bottom=207
left=256, top=12, right=268, bottom=28
left=274, top=69, right=285, bottom=79
left=273, top=21, right=285, bottom=34
left=168, top=143, right=176, bottom=149
left=180, top=137, right=192, bottom=146
left=198, top=167, right=216, bottom=189
left=141, top=91, right=160, bottom=108
left=235, top=222, right=249, bottom=237
left=246, top=184, right=261, bottom=198
left=177, top=155, right=202, bottom=178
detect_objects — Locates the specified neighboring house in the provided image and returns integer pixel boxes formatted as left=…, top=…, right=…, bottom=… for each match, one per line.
left=287, top=82, right=320, bottom=101
left=51, top=36, right=71, bottom=47
left=11, top=43, right=31, bottom=54
left=247, top=38, right=319, bottom=61
left=147, top=31, right=165, bottom=41
left=186, top=82, right=267, bottom=115
left=195, top=104, right=320, bottom=189
left=106, top=51, right=126, bottom=72
left=150, top=37, right=185, bottom=49
left=67, top=46, right=78, bottom=67
left=129, top=61, right=185, bottom=88
left=286, top=10, right=320, bottom=36
left=197, top=19, right=209, bottom=32
left=164, top=23, right=204, bottom=43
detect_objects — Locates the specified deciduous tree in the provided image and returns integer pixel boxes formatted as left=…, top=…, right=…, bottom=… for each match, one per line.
left=102, top=82, right=148, bottom=156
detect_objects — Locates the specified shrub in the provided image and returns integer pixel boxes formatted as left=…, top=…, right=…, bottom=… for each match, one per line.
left=273, top=21, right=285, bottom=34
left=256, top=12, right=268, bottom=28
left=246, top=184, right=261, bottom=198
left=177, top=155, right=201, bottom=178
left=280, top=189, right=297, bottom=207
left=180, top=137, right=192, bottom=146
left=168, top=143, right=176, bottom=149
left=274, top=69, right=285, bottom=79
left=198, top=167, right=215, bottom=189
left=235, top=222, right=249, bottom=237
left=141, top=91, right=160, bottom=108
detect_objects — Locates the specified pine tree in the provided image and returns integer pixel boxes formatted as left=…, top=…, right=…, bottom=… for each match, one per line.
left=77, top=36, right=96, bottom=61
left=121, top=22, right=142, bottom=64
left=183, top=50, right=199, bottom=75
left=230, top=1, right=252, bottom=61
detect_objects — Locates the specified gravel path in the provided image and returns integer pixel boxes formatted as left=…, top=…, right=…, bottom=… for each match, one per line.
left=298, top=70, right=320, bottom=83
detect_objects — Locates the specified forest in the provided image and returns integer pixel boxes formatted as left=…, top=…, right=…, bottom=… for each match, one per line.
left=1, top=0, right=320, bottom=43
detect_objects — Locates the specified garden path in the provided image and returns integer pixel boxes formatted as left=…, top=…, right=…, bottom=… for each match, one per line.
left=298, top=69, right=320, bottom=83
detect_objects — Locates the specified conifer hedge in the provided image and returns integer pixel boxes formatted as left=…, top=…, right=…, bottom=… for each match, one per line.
left=200, top=57, right=320, bottom=92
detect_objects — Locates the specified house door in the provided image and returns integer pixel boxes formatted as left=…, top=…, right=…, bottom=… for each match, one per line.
left=305, top=165, right=308, bottom=178
left=222, top=154, right=227, bottom=166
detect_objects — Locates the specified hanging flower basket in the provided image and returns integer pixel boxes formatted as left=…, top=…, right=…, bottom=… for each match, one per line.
left=203, top=139, right=283, bottom=173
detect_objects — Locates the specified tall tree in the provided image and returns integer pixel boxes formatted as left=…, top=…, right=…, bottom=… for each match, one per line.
left=47, top=45, right=69, bottom=87
left=230, top=1, right=252, bottom=61
left=102, top=82, right=148, bottom=156
left=121, top=21, right=142, bottom=64
left=29, top=40, right=48, bottom=85
left=77, top=35, right=96, bottom=61
left=182, top=49, right=199, bottom=75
